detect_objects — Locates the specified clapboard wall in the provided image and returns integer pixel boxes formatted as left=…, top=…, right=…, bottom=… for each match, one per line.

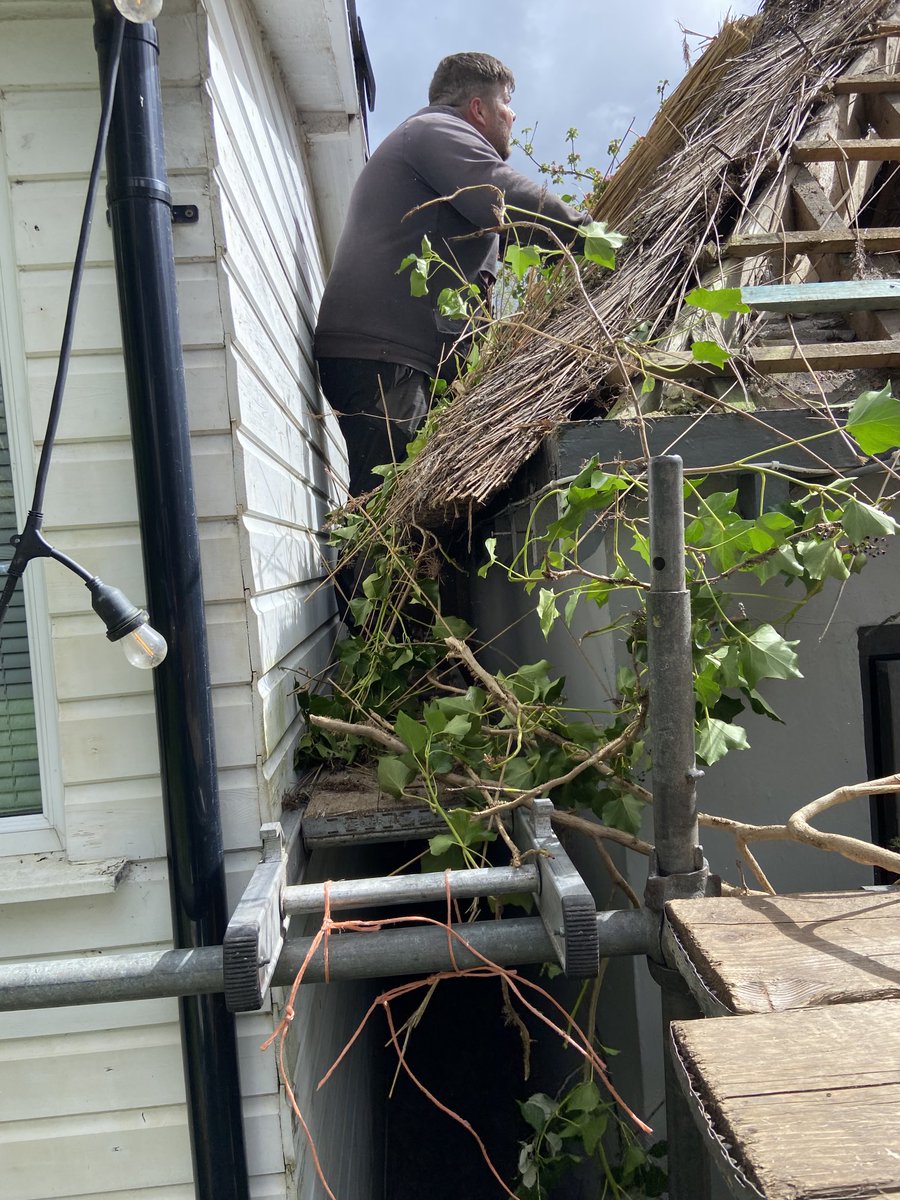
left=0, top=1, right=364, bottom=1196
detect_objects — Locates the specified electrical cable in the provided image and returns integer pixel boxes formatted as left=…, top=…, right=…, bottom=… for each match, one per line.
left=0, top=11, right=126, bottom=625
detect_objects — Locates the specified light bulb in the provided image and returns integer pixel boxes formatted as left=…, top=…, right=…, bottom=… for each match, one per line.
left=114, top=0, right=163, bottom=22
left=118, top=621, right=168, bottom=669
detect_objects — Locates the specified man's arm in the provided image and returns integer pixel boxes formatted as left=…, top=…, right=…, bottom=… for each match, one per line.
left=405, top=113, right=589, bottom=242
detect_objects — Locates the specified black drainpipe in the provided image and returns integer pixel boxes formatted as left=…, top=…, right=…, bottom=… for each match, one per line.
left=91, top=8, right=250, bottom=1198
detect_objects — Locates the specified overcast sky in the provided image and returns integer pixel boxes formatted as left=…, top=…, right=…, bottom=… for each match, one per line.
left=355, top=0, right=760, bottom=191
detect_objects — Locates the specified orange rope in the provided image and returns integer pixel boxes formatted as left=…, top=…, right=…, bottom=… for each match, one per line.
left=260, top=901, right=651, bottom=1199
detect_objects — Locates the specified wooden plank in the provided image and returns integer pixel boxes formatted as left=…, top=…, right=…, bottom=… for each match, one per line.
left=833, top=71, right=900, bottom=94
left=752, top=338, right=900, bottom=372
left=743, top=279, right=900, bottom=313
left=791, top=165, right=847, bottom=231
left=793, top=137, right=900, bottom=162
left=639, top=338, right=900, bottom=374
left=672, top=999, right=900, bottom=1200
left=667, top=892, right=900, bottom=1013
left=725, top=226, right=900, bottom=257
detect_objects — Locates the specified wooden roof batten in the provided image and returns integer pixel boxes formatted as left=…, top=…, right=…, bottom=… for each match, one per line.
left=384, top=0, right=900, bottom=531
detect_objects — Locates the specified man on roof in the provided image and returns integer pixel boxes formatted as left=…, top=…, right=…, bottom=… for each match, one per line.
left=314, top=51, right=590, bottom=497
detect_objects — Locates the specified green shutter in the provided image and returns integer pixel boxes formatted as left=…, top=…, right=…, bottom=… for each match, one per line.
left=0, top=373, right=41, bottom=815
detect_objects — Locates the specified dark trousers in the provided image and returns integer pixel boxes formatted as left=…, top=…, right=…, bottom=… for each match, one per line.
left=317, top=357, right=430, bottom=498
left=317, top=357, right=431, bottom=619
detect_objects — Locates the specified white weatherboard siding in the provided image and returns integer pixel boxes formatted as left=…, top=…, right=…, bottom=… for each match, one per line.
left=0, top=0, right=359, bottom=1195
left=203, top=0, right=346, bottom=814
left=203, top=5, right=378, bottom=1196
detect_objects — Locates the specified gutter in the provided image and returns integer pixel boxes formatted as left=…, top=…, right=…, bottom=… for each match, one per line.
left=91, top=7, right=250, bottom=1198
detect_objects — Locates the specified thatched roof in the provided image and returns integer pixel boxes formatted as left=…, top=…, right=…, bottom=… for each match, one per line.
left=384, top=0, right=894, bottom=531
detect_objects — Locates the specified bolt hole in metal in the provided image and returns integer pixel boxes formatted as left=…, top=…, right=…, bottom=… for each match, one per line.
left=653, top=556, right=666, bottom=570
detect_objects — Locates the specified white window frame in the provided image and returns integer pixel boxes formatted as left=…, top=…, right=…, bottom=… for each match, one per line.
left=0, top=132, right=64, bottom=855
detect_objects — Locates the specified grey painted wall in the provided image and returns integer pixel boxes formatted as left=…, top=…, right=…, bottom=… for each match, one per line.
left=466, top=471, right=900, bottom=1194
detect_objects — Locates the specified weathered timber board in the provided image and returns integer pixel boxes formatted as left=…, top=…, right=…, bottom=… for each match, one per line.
left=640, top=340, right=900, bottom=376
left=666, top=892, right=900, bottom=1014
left=742, top=280, right=900, bottom=313
left=752, top=338, right=900, bottom=372
left=725, top=226, right=900, bottom=257
left=834, top=71, right=900, bottom=94
left=672, top=999, right=900, bottom=1200
left=793, top=137, right=900, bottom=161
left=297, top=766, right=465, bottom=846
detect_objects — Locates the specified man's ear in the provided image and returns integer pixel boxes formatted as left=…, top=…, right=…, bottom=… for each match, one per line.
left=465, top=95, right=487, bottom=130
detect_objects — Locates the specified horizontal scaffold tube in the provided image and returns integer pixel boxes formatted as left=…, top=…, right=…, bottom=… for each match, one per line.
left=282, top=864, right=541, bottom=914
left=274, top=908, right=651, bottom=983
left=0, top=910, right=652, bottom=1011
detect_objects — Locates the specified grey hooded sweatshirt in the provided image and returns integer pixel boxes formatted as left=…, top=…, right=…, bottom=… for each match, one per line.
left=314, top=105, right=589, bottom=379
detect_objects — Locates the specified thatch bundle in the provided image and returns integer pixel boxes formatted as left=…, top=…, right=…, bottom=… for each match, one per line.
left=383, top=0, right=891, bottom=530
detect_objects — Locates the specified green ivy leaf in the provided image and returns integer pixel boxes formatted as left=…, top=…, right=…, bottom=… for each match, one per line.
left=846, top=382, right=900, bottom=455
left=631, top=532, right=651, bottom=565
left=581, top=1112, right=609, bottom=1156
left=753, top=544, right=804, bottom=583
left=563, top=592, right=581, bottom=628
left=436, top=286, right=470, bottom=319
left=538, top=588, right=558, bottom=638
left=798, top=538, right=850, bottom=582
left=739, top=623, right=802, bottom=688
left=696, top=717, right=749, bottom=765
left=377, top=755, right=416, bottom=796
left=500, top=758, right=534, bottom=794
left=694, top=661, right=722, bottom=708
left=707, top=644, right=741, bottom=688
left=620, top=1142, right=648, bottom=1185
left=685, top=286, right=749, bottom=317
left=690, top=340, right=730, bottom=368
left=600, top=793, right=645, bottom=835
left=565, top=1081, right=601, bottom=1113
left=427, top=832, right=457, bottom=856
left=431, top=615, right=474, bottom=640
left=578, top=220, right=626, bottom=268
left=519, top=1093, right=555, bottom=1133
left=746, top=687, right=784, bottom=722
left=442, top=713, right=474, bottom=738
left=395, top=710, right=429, bottom=757
left=841, top=497, right=898, bottom=542
left=504, top=243, right=543, bottom=280
left=478, top=536, right=498, bottom=578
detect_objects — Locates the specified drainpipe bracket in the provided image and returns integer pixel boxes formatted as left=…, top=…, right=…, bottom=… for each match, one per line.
left=223, top=822, right=287, bottom=1012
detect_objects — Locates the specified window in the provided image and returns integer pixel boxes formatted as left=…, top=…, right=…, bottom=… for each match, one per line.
left=0, top=372, right=40, bottom=815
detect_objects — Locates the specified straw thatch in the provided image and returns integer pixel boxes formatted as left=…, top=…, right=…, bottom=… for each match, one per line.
left=383, top=0, right=893, bottom=531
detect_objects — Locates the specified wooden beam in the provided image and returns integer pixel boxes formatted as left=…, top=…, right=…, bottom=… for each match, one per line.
left=834, top=71, right=900, bottom=94
left=637, top=339, right=900, bottom=377
left=791, top=166, right=848, bottom=233
left=724, top=227, right=900, bottom=258
left=742, top=280, right=900, bottom=314
left=752, top=339, right=900, bottom=373
left=793, top=138, right=900, bottom=162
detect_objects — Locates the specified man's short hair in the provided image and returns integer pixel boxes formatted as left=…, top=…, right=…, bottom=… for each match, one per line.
left=428, top=52, right=515, bottom=109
